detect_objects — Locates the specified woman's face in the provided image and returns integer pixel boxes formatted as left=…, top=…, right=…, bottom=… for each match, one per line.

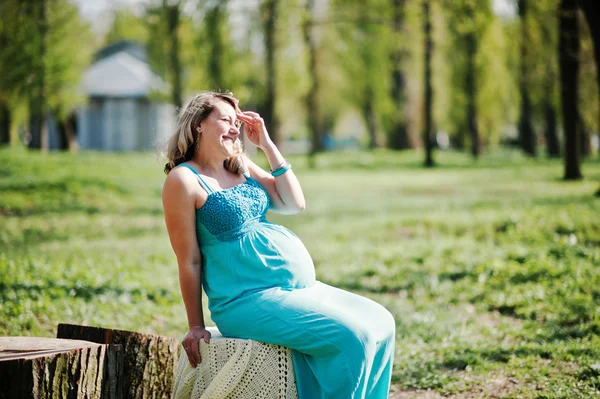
left=198, top=100, right=241, bottom=156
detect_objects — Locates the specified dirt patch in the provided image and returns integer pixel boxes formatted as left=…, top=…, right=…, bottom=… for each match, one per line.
left=456, top=375, right=521, bottom=398
left=465, top=304, right=522, bottom=329
left=389, top=386, right=446, bottom=399
left=389, top=372, right=523, bottom=398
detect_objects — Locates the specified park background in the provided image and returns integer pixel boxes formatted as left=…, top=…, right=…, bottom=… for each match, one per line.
left=1, top=0, right=600, bottom=397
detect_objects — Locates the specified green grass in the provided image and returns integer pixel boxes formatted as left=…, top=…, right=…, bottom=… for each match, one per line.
left=1, top=145, right=600, bottom=398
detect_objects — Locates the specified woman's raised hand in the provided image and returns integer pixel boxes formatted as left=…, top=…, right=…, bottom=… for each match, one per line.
left=236, top=111, right=273, bottom=150
left=182, top=326, right=211, bottom=368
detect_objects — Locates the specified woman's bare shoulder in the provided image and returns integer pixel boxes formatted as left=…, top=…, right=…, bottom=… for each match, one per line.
left=162, top=166, right=205, bottom=207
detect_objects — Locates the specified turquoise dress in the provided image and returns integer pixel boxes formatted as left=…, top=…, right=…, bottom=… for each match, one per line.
left=179, top=163, right=395, bottom=399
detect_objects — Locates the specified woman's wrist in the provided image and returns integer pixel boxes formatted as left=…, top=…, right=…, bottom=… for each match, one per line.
left=271, top=159, right=292, bottom=177
left=260, top=140, right=276, bottom=152
left=189, top=324, right=205, bottom=330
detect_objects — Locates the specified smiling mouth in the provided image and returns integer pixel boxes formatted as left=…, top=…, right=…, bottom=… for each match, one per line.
left=223, top=136, right=235, bottom=142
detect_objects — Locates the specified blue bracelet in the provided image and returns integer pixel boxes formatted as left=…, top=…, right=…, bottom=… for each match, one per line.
left=271, top=161, right=291, bottom=177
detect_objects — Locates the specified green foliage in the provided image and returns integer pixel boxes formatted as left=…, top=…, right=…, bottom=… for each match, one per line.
left=0, top=0, right=31, bottom=101
left=440, top=0, right=513, bottom=148
left=103, top=10, right=149, bottom=45
left=525, top=0, right=560, bottom=112
left=1, top=146, right=600, bottom=397
left=46, top=0, right=94, bottom=120
left=579, top=11, right=599, bottom=136
left=331, top=0, right=395, bottom=143
left=472, top=16, right=517, bottom=147
left=0, top=0, right=93, bottom=133
left=185, top=0, right=259, bottom=109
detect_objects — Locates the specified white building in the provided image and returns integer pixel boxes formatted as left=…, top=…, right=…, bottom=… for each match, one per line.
left=77, top=41, right=176, bottom=151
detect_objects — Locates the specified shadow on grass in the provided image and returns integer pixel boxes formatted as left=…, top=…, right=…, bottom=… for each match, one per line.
left=532, top=195, right=600, bottom=207
left=0, top=281, right=173, bottom=303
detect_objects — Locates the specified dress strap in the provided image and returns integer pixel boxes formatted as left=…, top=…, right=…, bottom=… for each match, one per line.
left=179, top=163, right=216, bottom=194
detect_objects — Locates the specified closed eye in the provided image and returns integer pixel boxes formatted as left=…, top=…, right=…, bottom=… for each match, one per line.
left=222, top=117, right=241, bottom=129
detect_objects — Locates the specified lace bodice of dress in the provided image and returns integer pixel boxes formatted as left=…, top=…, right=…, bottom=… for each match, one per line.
left=197, top=177, right=270, bottom=239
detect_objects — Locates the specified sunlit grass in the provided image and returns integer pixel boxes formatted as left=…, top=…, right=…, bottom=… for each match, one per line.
left=1, top=145, right=599, bottom=397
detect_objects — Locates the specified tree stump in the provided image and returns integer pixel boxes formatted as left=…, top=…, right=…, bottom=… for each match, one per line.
left=57, top=323, right=178, bottom=399
left=0, top=336, right=123, bottom=399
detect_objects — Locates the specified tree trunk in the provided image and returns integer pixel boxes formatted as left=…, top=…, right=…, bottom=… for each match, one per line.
left=579, top=1, right=600, bottom=140
left=578, top=112, right=591, bottom=156
left=389, top=0, right=411, bottom=150
left=541, top=16, right=561, bottom=158
left=205, top=2, right=226, bottom=90
left=518, top=0, right=536, bottom=156
left=57, top=119, right=68, bottom=150
left=465, top=31, right=480, bottom=158
left=544, top=100, right=561, bottom=157
left=423, top=0, right=435, bottom=167
left=0, top=100, right=10, bottom=145
left=302, top=0, right=322, bottom=163
left=57, top=323, right=179, bottom=399
left=0, top=336, right=123, bottom=399
left=559, top=0, right=582, bottom=180
left=64, top=113, right=79, bottom=152
left=262, top=0, right=280, bottom=146
left=56, top=114, right=78, bottom=152
left=364, top=87, right=378, bottom=150
left=27, top=0, right=48, bottom=151
left=165, top=1, right=182, bottom=109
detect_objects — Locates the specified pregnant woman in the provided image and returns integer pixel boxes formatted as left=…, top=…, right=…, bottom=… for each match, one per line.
left=161, top=91, right=395, bottom=398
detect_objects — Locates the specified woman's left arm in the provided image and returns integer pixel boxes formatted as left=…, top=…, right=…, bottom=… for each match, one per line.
left=237, top=110, right=305, bottom=214
left=244, top=145, right=305, bottom=214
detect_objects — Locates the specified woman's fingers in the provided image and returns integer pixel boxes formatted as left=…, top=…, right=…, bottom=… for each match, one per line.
left=237, top=111, right=263, bottom=124
left=185, top=340, right=201, bottom=368
left=236, top=112, right=252, bottom=121
left=243, top=111, right=262, bottom=119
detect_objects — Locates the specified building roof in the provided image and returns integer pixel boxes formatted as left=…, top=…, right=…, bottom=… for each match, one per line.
left=93, top=40, right=147, bottom=63
left=81, top=50, right=168, bottom=98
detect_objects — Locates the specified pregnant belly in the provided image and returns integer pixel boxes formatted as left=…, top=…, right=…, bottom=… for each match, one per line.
left=236, top=222, right=316, bottom=290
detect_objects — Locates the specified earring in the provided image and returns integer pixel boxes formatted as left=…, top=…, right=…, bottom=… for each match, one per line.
left=196, top=128, right=201, bottom=149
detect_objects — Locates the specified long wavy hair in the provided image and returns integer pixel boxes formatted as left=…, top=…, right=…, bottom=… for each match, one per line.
left=163, top=91, right=245, bottom=175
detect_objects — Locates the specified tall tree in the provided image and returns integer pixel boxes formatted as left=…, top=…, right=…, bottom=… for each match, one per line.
left=27, top=0, right=48, bottom=150
left=518, top=0, right=536, bottom=156
left=539, top=2, right=561, bottom=157
left=559, top=0, right=581, bottom=179
left=332, top=0, right=390, bottom=150
left=578, top=0, right=600, bottom=194
left=302, top=0, right=322, bottom=161
left=0, top=0, right=93, bottom=150
left=579, top=1, right=600, bottom=133
left=423, top=0, right=435, bottom=167
left=464, top=9, right=480, bottom=158
left=0, top=0, right=26, bottom=145
left=165, top=0, right=182, bottom=109
left=204, top=1, right=229, bottom=90
left=145, top=1, right=185, bottom=108
left=443, top=0, right=493, bottom=157
left=0, top=101, right=8, bottom=145
left=388, top=0, right=414, bottom=149
left=543, top=82, right=561, bottom=157
left=262, top=0, right=280, bottom=145
left=47, top=1, right=93, bottom=151
left=358, top=2, right=379, bottom=150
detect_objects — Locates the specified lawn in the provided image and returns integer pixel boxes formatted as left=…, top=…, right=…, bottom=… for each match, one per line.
left=1, top=146, right=599, bottom=398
